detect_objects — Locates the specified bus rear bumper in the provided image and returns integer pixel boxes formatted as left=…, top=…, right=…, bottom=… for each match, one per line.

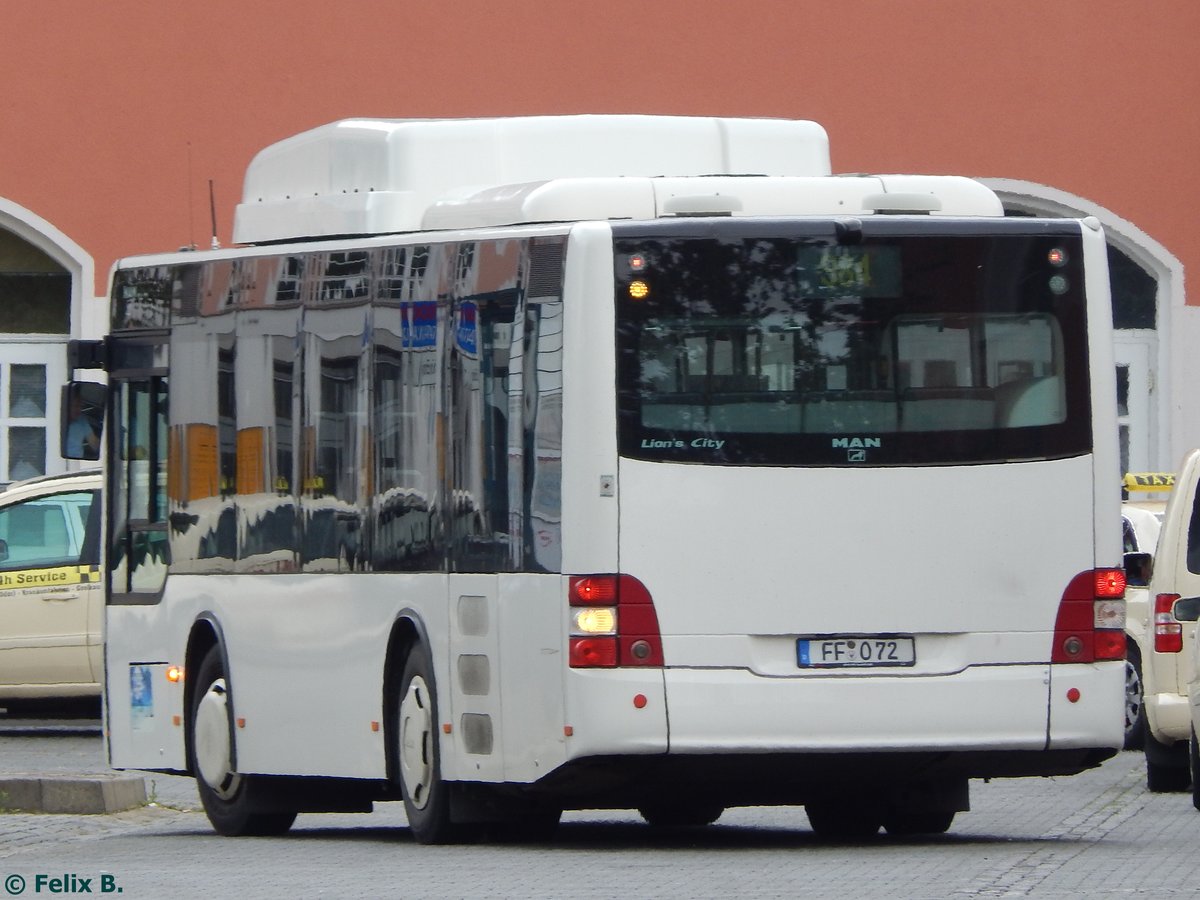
left=661, top=662, right=1121, bottom=760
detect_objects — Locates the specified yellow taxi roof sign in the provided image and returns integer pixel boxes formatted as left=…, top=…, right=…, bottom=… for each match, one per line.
left=1124, top=472, right=1175, bottom=491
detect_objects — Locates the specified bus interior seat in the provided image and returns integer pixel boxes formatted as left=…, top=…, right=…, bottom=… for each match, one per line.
left=642, top=395, right=803, bottom=431
left=640, top=401, right=695, bottom=430
left=994, top=376, right=1065, bottom=428
left=803, top=391, right=899, bottom=433
left=684, top=374, right=769, bottom=393
left=900, top=387, right=995, bottom=432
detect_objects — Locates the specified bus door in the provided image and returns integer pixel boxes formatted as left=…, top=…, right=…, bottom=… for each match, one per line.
left=106, top=336, right=170, bottom=603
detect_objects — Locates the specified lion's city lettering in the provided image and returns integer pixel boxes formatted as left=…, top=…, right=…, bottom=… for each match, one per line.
left=641, top=438, right=726, bottom=450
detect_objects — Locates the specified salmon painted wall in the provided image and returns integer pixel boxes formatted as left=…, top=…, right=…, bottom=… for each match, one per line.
left=1, top=0, right=1196, bottom=297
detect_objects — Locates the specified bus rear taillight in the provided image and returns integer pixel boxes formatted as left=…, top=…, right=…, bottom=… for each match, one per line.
left=569, top=637, right=618, bottom=668
left=1094, top=568, right=1127, bottom=598
left=568, top=574, right=664, bottom=668
left=1154, top=592, right=1184, bottom=653
left=1052, top=568, right=1127, bottom=663
left=571, top=576, right=618, bottom=605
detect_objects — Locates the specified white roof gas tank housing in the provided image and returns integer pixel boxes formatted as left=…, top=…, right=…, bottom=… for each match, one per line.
left=233, top=115, right=832, bottom=244
left=421, top=173, right=1004, bottom=230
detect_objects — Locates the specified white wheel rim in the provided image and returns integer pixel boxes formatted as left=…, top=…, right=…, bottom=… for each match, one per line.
left=1125, top=661, right=1143, bottom=728
left=399, top=675, right=434, bottom=810
left=194, top=677, right=241, bottom=800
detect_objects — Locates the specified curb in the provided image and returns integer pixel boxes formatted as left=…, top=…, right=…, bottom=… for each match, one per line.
left=0, top=774, right=147, bottom=814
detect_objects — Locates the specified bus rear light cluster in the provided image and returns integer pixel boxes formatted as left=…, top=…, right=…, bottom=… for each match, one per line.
left=1051, top=568, right=1127, bottom=664
left=1154, top=592, right=1184, bottom=653
left=568, top=574, right=664, bottom=668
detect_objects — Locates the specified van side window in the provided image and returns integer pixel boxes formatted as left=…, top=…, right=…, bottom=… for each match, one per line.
left=1187, top=491, right=1200, bottom=574
left=0, top=491, right=96, bottom=570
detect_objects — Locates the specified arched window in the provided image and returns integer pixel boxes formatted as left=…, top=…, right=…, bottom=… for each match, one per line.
left=0, top=199, right=95, bottom=484
left=0, top=227, right=70, bottom=334
left=1108, top=244, right=1156, bottom=331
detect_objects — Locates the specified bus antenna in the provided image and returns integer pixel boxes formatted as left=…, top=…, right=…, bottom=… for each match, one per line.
left=209, top=180, right=220, bottom=250
left=186, top=142, right=197, bottom=251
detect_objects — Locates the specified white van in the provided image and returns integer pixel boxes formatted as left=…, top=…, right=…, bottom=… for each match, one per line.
left=0, top=469, right=103, bottom=702
left=1139, top=454, right=1200, bottom=790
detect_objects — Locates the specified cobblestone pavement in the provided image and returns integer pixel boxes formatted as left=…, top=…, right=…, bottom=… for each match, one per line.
left=1, top=731, right=1199, bottom=899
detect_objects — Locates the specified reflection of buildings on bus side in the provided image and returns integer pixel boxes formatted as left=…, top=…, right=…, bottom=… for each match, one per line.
left=524, top=242, right=564, bottom=573
left=167, top=257, right=299, bottom=573
left=233, top=258, right=303, bottom=574
left=142, top=235, right=564, bottom=578
left=302, top=295, right=368, bottom=573
left=373, top=244, right=441, bottom=572
left=451, top=237, right=566, bottom=574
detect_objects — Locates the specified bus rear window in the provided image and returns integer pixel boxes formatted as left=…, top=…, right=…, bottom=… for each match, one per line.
left=614, top=222, right=1091, bottom=466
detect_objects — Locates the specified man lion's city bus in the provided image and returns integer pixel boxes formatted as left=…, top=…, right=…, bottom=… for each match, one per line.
left=66, top=116, right=1126, bottom=842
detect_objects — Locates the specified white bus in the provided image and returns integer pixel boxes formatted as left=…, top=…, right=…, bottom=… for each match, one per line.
left=68, top=116, right=1127, bottom=842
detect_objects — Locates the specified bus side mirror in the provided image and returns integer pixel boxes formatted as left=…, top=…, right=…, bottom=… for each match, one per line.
left=1173, top=596, right=1200, bottom=623
left=61, top=381, right=107, bottom=461
left=67, top=339, right=107, bottom=370
left=1124, top=551, right=1153, bottom=587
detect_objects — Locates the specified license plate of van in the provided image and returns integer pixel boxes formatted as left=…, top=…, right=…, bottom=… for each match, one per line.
left=797, top=635, right=916, bottom=668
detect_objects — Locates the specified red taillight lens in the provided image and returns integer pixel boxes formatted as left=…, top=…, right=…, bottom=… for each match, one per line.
left=1052, top=569, right=1127, bottom=663
left=568, top=574, right=663, bottom=668
left=569, top=636, right=618, bottom=668
left=570, top=576, right=618, bottom=605
left=1095, top=568, right=1127, bottom=598
left=1094, top=629, right=1127, bottom=660
left=1154, top=592, right=1184, bottom=653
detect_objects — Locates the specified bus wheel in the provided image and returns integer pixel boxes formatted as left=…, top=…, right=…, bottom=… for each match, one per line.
left=638, top=803, right=724, bottom=828
left=397, top=643, right=460, bottom=844
left=1123, top=648, right=1146, bottom=751
left=1190, top=729, right=1200, bottom=812
left=190, top=647, right=296, bottom=836
left=805, top=802, right=882, bottom=840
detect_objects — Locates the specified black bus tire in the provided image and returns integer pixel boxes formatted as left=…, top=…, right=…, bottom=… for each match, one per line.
left=396, top=642, right=462, bottom=844
left=190, top=646, right=296, bottom=836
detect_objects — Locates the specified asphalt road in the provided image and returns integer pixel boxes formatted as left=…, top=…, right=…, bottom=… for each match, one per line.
left=1, top=714, right=1198, bottom=899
